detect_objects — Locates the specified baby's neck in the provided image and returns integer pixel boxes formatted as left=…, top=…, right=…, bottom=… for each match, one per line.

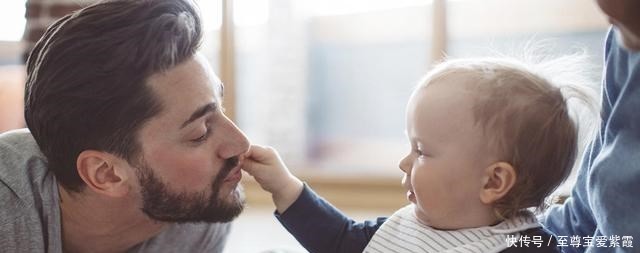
left=424, top=206, right=500, bottom=230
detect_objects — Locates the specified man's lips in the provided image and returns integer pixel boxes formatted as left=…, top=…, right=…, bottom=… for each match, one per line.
left=224, top=166, right=243, bottom=182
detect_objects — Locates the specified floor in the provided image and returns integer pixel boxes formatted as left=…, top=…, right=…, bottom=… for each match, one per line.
left=223, top=204, right=391, bottom=253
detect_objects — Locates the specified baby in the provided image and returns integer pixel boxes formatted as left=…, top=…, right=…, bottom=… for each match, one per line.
left=244, top=56, right=595, bottom=253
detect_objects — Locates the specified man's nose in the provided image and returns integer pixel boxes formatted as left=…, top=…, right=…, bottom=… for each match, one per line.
left=217, top=118, right=250, bottom=159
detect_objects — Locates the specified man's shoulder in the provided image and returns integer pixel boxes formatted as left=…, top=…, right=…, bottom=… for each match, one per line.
left=0, top=190, right=53, bottom=252
left=0, top=128, right=45, bottom=171
left=130, top=222, right=232, bottom=253
left=0, top=128, right=51, bottom=208
left=0, top=128, right=38, bottom=148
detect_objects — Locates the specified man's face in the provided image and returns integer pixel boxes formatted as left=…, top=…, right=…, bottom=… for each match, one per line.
left=597, top=0, right=640, bottom=51
left=133, top=54, right=250, bottom=223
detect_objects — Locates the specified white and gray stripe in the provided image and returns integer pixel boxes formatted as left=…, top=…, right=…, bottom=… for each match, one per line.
left=363, top=205, right=540, bottom=253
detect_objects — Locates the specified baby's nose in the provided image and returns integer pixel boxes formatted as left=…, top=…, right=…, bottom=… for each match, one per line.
left=398, top=157, right=412, bottom=173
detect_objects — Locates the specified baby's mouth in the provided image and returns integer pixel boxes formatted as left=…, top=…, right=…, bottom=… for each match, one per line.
left=406, top=190, right=416, bottom=203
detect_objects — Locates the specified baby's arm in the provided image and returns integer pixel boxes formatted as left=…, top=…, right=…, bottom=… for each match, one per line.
left=243, top=145, right=385, bottom=253
left=243, top=145, right=304, bottom=214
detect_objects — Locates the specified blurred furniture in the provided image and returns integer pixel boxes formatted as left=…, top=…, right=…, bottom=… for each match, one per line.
left=0, top=65, right=26, bottom=133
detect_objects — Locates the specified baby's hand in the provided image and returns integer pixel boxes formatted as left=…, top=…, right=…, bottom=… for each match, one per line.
left=243, top=145, right=293, bottom=193
left=243, top=145, right=303, bottom=213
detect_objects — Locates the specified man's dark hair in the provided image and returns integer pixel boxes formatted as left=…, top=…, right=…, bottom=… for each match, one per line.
left=24, top=0, right=202, bottom=192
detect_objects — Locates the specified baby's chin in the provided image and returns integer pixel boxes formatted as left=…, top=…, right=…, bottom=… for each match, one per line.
left=411, top=206, right=431, bottom=227
left=412, top=207, right=474, bottom=231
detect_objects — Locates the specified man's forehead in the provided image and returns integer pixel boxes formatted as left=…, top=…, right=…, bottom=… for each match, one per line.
left=193, top=53, right=224, bottom=97
left=143, top=56, right=224, bottom=124
left=148, top=55, right=222, bottom=91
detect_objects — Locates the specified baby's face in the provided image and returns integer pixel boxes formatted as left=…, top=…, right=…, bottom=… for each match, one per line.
left=399, top=79, right=493, bottom=229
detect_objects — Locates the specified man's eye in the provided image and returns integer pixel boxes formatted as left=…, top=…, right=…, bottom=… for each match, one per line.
left=192, top=132, right=208, bottom=142
left=191, top=125, right=211, bottom=143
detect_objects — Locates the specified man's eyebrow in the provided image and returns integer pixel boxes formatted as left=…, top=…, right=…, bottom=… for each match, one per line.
left=180, top=103, right=217, bottom=129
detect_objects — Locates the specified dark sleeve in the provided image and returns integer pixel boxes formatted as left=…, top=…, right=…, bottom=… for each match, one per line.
left=274, top=184, right=387, bottom=253
left=501, top=227, right=561, bottom=253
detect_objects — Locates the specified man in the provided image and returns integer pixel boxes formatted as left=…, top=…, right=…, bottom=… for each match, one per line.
left=543, top=0, right=640, bottom=252
left=0, top=0, right=250, bottom=252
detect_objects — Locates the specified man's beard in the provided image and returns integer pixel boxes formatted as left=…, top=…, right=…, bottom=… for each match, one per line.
left=134, top=156, right=245, bottom=223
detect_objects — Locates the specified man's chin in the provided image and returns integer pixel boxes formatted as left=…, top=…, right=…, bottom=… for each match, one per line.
left=226, top=183, right=245, bottom=201
left=136, top=158, right=246, bottom=224
left=209, top=187, right=245, bottom=223
left=203, top=184, right=246, bottom=223
left=141, top=185, right=246, bottom=224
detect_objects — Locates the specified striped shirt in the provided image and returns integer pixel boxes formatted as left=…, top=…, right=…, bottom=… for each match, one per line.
left=364, top=205, right=541, bottom=253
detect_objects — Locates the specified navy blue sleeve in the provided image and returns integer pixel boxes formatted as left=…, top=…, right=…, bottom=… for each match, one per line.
left=274, top=184, right=387, bottom=253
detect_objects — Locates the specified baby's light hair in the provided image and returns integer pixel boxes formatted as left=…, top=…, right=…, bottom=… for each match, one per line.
left=416, top=52, right=599, bottom=219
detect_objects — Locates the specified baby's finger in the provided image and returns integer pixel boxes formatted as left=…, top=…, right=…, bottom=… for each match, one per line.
left=241, top=159, right=261, bottom=174
left=247, top=145, right=276, bottom=162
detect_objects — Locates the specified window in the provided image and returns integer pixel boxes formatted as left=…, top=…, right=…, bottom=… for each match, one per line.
left=0, top=0, right=26, bottom=65
left=447, top=0, right=607, bottom=80
left=0, top=1, right=26, bottom=41
left=446, top=0, right=608, bottom=193
left=235, top=0, right=433, bottom=179
left=232, top=0, right=608, bottom=186
left=0, top=1, right=611, bottom=197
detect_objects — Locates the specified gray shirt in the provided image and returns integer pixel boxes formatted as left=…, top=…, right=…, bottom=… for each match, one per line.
left=0, top=129, right=231, bottom=253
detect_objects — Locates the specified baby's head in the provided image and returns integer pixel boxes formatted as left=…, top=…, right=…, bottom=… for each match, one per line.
left=400, top=57, right=593, bottom=229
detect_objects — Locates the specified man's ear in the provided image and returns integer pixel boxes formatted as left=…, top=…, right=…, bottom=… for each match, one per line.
left=76, top=150, right=131, bottom=197
left=479, top=162, right=516, bottom=204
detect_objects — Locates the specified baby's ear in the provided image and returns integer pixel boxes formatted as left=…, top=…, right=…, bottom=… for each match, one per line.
left=479, top=162, right=516, bottom=204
